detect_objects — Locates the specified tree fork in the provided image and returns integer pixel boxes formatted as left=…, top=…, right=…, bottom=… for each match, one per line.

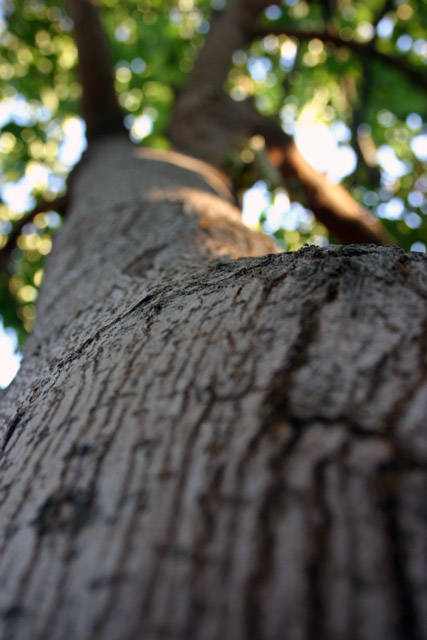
left=168, top=0, right=393, bottom=245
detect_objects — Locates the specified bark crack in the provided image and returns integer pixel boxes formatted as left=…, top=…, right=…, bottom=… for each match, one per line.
left=375, top=469, right=421, bottom=640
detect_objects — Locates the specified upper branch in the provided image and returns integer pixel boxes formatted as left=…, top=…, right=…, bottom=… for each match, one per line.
left=252, top=112, right=394, bottom=245
left=249, top=25, right=427, bottom=93
left=65, top=0, right=125, bottom=140
left=372, top=0, right=395, bottom=30
left=0, top=198, right=68, bottom=271
left=185, top=0, right=272, bottom=93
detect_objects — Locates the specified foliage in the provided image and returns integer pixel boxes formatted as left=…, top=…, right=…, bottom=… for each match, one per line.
left=0, top=0, right=426, bottom=340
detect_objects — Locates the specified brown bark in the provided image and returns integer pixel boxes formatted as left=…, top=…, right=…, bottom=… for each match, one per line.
left=0, top=136, right=426, bottom=640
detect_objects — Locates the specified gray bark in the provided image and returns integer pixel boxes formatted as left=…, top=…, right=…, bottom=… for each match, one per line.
left=1, top=137, right=426, bottom=640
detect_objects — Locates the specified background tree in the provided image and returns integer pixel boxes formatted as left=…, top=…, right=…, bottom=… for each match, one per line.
left=0, top=1, right=426, bottom=639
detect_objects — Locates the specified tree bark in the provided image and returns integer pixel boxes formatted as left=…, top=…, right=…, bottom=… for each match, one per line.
left=1, top=136, right=426, bottom=640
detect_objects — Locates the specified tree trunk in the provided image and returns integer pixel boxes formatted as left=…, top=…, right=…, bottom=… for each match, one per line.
left=1, top=137, right=426, bottom=640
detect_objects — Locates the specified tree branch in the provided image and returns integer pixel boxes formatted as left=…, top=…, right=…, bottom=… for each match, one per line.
left=249, top=25, right=427, bottom=93
left=255, top=114, right=394, bottom=245
left=0, top=197, right=68, bottom=269
left=186, top=0, right=272, bottom=94
left=372, top=0, right=395, bottom=30
left=65, top=0, right=125, bottom=140
left=346, top=56, right=382, bottom=186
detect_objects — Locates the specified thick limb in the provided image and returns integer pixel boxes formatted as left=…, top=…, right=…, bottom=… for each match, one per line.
left=65, top=0, right=125, bottom=140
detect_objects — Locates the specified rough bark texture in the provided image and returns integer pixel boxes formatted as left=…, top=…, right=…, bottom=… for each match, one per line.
left=1, top=138, right=427, bottom=640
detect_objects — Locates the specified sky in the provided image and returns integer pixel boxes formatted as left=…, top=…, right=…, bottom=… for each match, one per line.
left=0, top=322, right=20, bottom=387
